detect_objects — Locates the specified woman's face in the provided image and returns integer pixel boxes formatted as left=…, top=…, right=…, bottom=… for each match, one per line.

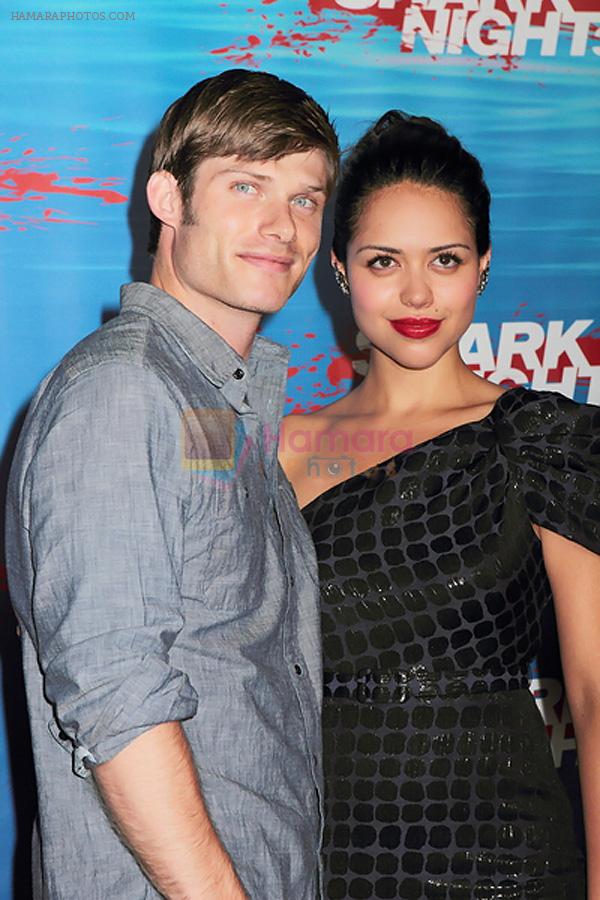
left=339, top=181, right=490, bottom=371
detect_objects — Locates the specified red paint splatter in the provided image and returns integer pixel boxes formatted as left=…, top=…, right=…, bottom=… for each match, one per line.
left=288, top=365, right=305, bottom=378
left=313, top=388, right=345, bottom=400
left=211, top=33, right=262, bottom=65
left=42, top=208, right=97, bottom=225
left=327, top=354, right=354, bottom=387
left=0, top=168, right=127, bottom=205
left=304, top=332, right=316, bottom=338
left=311, top=353, right=325, bottom=362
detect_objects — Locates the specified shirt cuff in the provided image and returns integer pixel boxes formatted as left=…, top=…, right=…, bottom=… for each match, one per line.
left=51, top=657, right=199, bottom=778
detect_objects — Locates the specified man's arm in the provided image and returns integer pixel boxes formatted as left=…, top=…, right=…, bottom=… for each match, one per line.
left=94, top=722, right=245, bottom=900
left=21, top=364, right=245, bottom=896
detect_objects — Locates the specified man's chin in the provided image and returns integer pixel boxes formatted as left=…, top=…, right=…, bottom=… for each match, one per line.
left=235, top=288, right=297, bottom=316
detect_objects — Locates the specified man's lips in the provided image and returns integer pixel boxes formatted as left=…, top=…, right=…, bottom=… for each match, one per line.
left=390, top=317, right=442, bottom=337
left=238, top=253, right=294, bottom=273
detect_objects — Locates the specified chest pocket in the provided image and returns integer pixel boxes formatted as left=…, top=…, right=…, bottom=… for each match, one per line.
left=181, top=476, right=269, bottom=614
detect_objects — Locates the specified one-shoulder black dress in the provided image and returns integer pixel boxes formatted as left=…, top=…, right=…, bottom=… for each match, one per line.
left=302, top=387, right=600, bottom=900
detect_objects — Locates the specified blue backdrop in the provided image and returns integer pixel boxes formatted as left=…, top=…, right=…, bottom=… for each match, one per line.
left=1, top=0, right=599, bottom=895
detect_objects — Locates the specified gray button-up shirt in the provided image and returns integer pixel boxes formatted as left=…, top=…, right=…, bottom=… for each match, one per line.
left=6, top=282, right=323, bottom=900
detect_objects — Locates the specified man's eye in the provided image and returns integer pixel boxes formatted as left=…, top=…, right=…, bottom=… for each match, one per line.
left=292, top=196, right=316, bottom=210
left=233, top=182, right=257, bottom=195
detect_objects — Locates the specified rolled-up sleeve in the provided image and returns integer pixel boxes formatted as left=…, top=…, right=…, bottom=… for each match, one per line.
left=24, top=362, right=198, bottom=774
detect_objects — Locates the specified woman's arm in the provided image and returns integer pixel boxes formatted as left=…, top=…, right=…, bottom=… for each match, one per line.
left=540, top=526, right=600, bottom=899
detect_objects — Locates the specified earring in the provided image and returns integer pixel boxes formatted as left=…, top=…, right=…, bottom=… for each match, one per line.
left=477, top=264, right=490, bottom=296
left=333, top=266, right=350, bottom=296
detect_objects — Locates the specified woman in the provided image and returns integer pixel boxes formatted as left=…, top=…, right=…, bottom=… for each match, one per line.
left=280, top=111, right=600, bottom=899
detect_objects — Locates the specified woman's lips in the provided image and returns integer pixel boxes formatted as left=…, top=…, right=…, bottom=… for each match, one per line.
left=390, top=318, right=442, bottom=338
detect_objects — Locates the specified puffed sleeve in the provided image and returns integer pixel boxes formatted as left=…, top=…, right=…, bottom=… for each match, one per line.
left=497, top=388, right=600, bottom=553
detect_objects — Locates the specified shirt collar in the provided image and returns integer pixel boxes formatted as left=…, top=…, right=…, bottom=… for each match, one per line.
left=119, top=282, right=290, bottom=416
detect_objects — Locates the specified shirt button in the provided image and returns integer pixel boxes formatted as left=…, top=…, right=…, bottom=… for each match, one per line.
left=232, top=368, right=245, bottom=380
left=294, top=664, right=303, bottom=676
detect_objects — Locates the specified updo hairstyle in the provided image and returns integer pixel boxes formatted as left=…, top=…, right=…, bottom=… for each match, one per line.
left=333, top=110, right=491, bottom=264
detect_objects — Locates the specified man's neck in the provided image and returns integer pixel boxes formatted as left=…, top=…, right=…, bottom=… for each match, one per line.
left=149, top=268, right=259, bottom=360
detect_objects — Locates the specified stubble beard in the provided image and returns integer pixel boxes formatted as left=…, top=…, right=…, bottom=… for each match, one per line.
left=180, top=196, right=302, bottom=315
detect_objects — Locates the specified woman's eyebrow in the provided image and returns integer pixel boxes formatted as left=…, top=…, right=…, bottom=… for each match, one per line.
left=355, top=242, right=473, bottom=253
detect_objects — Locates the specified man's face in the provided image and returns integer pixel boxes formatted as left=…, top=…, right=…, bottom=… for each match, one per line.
left=168, top=150, right=330, bottom=319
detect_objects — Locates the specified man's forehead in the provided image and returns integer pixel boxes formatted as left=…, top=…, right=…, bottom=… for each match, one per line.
left=197, top=150, right=330, bottom=187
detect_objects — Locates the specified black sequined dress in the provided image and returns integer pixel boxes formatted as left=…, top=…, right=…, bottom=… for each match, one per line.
left=302, top=387, right=600, bottom=900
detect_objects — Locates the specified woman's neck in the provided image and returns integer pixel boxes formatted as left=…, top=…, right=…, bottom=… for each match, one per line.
left=346, top=345, right=488, bottom=419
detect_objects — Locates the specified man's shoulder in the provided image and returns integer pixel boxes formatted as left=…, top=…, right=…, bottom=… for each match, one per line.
left=18, top=310, right=205, bottom=457
left=56, top=309, right=159, bottom=383
left=40, top=305, right=207, bottom=407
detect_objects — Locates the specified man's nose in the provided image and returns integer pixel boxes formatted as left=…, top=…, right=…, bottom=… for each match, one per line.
left=260, top=201, right=297, bottom=244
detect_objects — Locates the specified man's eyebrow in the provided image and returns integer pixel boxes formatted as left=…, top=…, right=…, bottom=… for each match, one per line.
left=216, top=168, right=327, bottom=194
left=218, top=167, right=271, bottom=181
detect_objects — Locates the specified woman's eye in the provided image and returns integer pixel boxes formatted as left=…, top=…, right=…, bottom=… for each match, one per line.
left=233, top=182, right=257, bottom=195
left=368, top=255, right=396, bottom=270
left=435, top=252, right=461, bottom=268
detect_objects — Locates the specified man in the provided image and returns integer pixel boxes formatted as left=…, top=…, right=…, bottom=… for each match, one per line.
left=6, top=69, right=339, bottom=899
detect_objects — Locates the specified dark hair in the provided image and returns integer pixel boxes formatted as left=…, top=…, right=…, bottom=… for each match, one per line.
left=147, top=68, right=340, bottom=254
left=333, top=110, right=490, bottom=263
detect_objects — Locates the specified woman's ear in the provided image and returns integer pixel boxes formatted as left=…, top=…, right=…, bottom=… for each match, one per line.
left=330, top=251, right=350, bottom=296
left=477, top=248, right=492, bottom=296
left=146, top=171, right=182, bottom=230
left=330, top=250, right=345, bottom=276
left=479, top=247, right=492, bottom=277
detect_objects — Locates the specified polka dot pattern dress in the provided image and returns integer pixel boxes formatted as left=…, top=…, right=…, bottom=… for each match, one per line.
left=302, top=387, right=600, bottom=900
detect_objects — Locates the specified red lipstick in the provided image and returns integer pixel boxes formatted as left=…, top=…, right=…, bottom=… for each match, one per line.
left=390, top=317, right=441, bottom=339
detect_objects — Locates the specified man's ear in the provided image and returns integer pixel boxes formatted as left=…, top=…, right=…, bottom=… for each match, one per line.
left=146, top=171, right=182, bottom=229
